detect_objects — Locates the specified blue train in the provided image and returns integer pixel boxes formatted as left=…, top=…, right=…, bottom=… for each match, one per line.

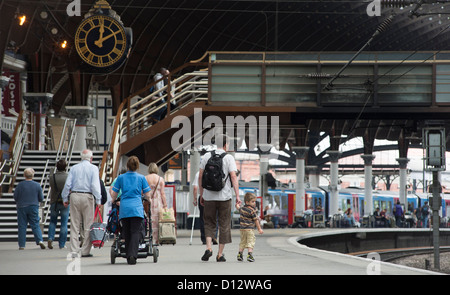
left=237, top=182, right=450, bottom=228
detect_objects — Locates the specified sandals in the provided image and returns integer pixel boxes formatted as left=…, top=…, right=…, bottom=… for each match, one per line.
left=201, top=249, right=213, bottom=261
left=201, top=249, right=226, bottom=262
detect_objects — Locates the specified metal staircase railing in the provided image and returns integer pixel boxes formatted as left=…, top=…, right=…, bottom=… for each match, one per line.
left=39, top=118, right=77, bottom=227
left=100, top=55, right=209, bottom=184
left=0, top=110, right=29, bottom=192
left=120, top=70, right=208, bottom=139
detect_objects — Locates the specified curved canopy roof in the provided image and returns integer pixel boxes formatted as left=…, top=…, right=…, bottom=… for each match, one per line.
left=0, top=0, right=449, bottom=113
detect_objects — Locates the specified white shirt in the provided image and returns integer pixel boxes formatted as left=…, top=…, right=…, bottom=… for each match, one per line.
left=154, top=73, right=164, bottom=97
left=200, top=149, right=237, bottom=201
left=61, top=160, right=102, bottom=204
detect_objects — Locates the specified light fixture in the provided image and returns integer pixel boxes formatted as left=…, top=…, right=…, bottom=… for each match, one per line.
left=40, top=11, right=48, bottom=19
left=18, top=15, right=26, bottom=26
left=60, top=40, right=68, bottom=49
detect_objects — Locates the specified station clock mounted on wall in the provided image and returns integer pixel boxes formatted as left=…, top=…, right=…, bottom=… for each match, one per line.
left=74, top=0, right=132, bottom=74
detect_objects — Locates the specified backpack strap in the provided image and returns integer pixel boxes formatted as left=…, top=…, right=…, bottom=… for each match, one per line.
left=218, top=151, right=229, bottom=183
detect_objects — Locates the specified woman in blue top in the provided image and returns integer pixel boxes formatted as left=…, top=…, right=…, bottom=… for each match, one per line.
left=111, top=156, right=151, bottom=265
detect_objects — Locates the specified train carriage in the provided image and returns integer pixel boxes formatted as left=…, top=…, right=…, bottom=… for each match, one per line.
left=236, top=182, right=447, bottom=228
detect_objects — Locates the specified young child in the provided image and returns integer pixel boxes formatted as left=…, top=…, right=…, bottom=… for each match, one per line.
left=236, top=192, right=264, bottom=262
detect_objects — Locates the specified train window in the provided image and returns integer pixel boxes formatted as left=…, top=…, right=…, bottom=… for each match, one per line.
left=274, top=195, right=281, bottom=209
left=280, top=195, right=288, bottom=210
left=380, top=201, right=386, bottom=211
left=387, top=202, right=392, bottom=214
left=341, top=200, right=346, bottom=211
left=374, top=200, right=380, bottom=211
left=315, top=196, right=324, bottom=212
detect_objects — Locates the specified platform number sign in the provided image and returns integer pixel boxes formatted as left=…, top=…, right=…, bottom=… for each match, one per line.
left=423, top=127, right=446, bottom=171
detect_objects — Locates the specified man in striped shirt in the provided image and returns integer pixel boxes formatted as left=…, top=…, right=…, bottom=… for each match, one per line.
left=236, top=192, right=264, bottom=262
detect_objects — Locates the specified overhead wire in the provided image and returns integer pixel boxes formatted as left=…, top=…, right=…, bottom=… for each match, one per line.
left=340, top=16, right=450, bottom=140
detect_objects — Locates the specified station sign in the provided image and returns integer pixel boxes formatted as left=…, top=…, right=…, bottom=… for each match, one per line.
left=1, top=70, right=21, bottom=116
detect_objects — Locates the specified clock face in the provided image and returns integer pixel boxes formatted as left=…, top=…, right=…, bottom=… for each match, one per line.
left=75, top=14, right=127, bottom=68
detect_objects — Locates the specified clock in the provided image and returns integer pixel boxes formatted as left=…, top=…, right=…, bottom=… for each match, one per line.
left=74, top=14, right=130, bottom=72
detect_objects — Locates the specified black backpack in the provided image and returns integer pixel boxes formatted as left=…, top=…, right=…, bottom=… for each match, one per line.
left=202, top=151, right=229, bottom=192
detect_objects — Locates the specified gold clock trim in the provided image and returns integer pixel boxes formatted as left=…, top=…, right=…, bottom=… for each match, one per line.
left=75, top=14, right=127, bottom=68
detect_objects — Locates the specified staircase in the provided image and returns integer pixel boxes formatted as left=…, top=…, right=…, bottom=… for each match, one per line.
left=0, top=150, right=104, bottom=242
left=0, top=58, right=211, bottom=242
left=104, top=62, right=209, bottom=181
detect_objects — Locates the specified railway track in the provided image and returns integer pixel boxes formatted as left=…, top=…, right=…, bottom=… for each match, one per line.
left=349, top=246, right=450, bottom=262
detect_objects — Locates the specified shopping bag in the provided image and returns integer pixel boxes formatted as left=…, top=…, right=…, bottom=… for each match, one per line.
left=90, top=207, right=106, bottom=248
left=159, top=207, right=175, bottom=222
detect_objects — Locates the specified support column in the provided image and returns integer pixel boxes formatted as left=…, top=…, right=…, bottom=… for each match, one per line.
left=431, top=170, right=442, bottom=270
left=396, top=158, right=410, bottom=206
left=327, top=151, right=341, bottom=217
left=306, top=165, right=320, bottom=188
left=65, top=106, right=93, bottom=151
left=361, top=154, right=375, bottom=217
left=293, top=146, right=309, bottom=215
left=258, top=144, right=271, bottom=210
left=23, top=93, right=53, bottom=150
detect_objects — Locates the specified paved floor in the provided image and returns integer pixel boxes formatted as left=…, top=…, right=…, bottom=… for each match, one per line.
left=0, top=228, right=441, bottom=276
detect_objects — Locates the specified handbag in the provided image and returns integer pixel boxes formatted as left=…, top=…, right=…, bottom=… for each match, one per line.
left=90, top=206, right=106, bottom=248
left=159, top=207, right=175, bottom=222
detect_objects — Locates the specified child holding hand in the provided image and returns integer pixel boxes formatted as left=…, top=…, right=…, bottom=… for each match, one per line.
left=236, top=192, right=264, bottom=262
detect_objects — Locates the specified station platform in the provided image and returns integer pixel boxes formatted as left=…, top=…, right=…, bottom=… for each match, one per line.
left=0, top=228, right=441, bottom=277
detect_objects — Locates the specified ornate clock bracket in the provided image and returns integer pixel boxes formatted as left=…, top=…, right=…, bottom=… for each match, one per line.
left=75, top=0, right=132, bottom=74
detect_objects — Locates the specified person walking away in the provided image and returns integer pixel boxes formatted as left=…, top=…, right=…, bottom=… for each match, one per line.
left=111, top=156, right=151, bottom=264
left=192, top=170, right=218, bottom=245
left=48, top=159, right=69, bottom=249
left=394, top=200, right=404, bottom=228
left=61, top=149, right=102, bottom=258
left=199, top=134, right=241, bottom=262
left=236, top=192, right=263, bottom=262
left=145, top=162, right=168, bottom=244
left=14, top=168, right=45, bottom=250
left=414, top=205, right=422, bottom=228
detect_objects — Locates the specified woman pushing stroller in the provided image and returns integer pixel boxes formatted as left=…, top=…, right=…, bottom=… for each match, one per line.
left=110, top=156, right=151, bottom=265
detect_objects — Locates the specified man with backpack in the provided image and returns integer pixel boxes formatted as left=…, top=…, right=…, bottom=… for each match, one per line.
left=198, top=134, right=241, bottom=262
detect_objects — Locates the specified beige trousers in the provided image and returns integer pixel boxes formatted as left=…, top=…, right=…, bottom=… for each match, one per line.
left=69, top=193, right=95, bottom=256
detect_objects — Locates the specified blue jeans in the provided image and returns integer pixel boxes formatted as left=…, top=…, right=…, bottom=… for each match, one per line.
left=17, top=205, right=43, bottom=248
left=423, top=216, right=429, bottom=228
left=48, top=203, right=70, bottom=248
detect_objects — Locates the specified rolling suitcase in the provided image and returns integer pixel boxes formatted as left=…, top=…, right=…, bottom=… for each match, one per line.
left=159, top=221, right=176, bottom=245
left=158, top=208, right=177, bottom=245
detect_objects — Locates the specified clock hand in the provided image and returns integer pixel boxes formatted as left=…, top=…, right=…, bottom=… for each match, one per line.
left=94, top=30, right=121, bottom=48
left=96, top=18, right=105, bottom=48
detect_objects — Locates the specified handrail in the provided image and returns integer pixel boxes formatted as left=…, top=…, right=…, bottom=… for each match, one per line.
left=39, top=159, right=52, bottom=226
left=39, top=118, right=77, bottom=226
left=0, top=110, right=28, bottom=191
left=100, top=57, right=209, bottom=183
left=119, top=71, right=208, bottom=139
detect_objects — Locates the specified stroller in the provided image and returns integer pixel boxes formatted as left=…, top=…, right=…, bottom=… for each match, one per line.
left=107, top=198, right=159, bottom=264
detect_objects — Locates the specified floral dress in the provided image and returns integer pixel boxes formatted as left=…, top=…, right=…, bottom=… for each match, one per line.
left=150, top=177, right=163, bottom=244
